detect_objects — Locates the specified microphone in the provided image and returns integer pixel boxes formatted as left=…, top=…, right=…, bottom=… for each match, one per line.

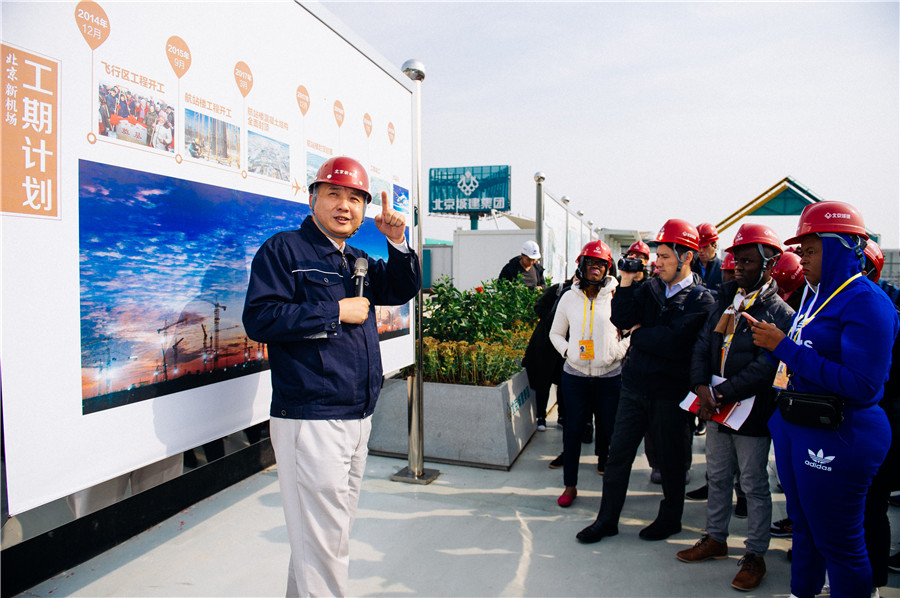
left=353, top=257, right=368, bottom=297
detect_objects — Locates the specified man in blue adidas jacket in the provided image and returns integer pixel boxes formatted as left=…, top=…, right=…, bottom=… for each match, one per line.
left=243, top=156, right=420, bottom=597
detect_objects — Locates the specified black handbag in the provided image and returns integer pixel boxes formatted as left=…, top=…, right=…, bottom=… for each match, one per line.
left=777, top=390, right=845, bottom=430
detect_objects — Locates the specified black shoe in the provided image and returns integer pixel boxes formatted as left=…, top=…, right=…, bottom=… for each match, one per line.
left=770, top=517, right=793, bottom=538
left=786, top=548, right=792, bottom=562
left=597, top=459, right=605, bottom=475
left=734, top=496, right=748, bottom=519
left=694, top=420, right=707, bottom=436
left=548, top=453, right=564, bottom=469
left=686, top=484, right=708, bottom=501
left=582, top=423, right=593, bottom=444
left=576, top=519, right=619, bottom=544
left=639, top=519, right=682, bottom=541
left=536, top=418, right=547, bottom=431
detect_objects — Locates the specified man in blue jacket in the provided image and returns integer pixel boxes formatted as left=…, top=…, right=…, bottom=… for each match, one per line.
left=243, top=156, right=421, bottom=597
left=576, top=219, right=715, bottom=544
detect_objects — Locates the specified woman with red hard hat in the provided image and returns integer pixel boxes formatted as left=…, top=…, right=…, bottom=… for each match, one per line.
left=749, top=201, right=898, bottom=598
left=549, top=240, right=630, bottom=508
left=771, top=251, right=805, bottom=310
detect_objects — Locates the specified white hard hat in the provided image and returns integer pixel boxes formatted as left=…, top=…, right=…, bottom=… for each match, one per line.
left=521, top=240, right=541, bottom=259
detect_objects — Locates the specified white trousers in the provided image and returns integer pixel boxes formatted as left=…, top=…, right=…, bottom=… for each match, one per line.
left=270, top=416, right=372, bottom=598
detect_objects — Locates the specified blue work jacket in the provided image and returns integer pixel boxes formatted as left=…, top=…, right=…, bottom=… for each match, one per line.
left=243, top=216, right=421, bottom=420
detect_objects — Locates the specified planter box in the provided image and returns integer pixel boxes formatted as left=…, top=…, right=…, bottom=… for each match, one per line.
left=370, top=369, right=537, bottom=470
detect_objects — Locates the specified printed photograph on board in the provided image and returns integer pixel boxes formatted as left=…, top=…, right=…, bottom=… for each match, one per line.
left=98, top=82, right=174, bottom=152
left=306, top=151, right=328, bottom=187
left=393, top=184, right=410, bottom=215
left=183, top=108, right=240, bottom=169
left=79, top=159, right=409, bottom=414
left=247, top=130, right=290, bottom=181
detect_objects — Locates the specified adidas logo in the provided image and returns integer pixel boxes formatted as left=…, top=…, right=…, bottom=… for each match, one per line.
left=805, top=448, right=835, bottom=471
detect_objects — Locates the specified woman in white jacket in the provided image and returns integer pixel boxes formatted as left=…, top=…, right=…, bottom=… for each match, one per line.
left=550, top=240, right=630, bottom=507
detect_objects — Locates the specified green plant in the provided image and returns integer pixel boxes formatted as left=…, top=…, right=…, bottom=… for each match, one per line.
left=423, top=276, right=540, bottom=343
left=412, top=277, right=540, bottom=386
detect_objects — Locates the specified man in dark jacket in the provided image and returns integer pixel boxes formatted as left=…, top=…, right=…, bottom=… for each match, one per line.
left=692, top=222, right=723, bottom=297
left=576, top=219, right=715, bottom=544
left=243, top=156, right=421, bottom=597
left=675, top=223, right=794, bottom=592
left=498, top=240, right=545, bottom=289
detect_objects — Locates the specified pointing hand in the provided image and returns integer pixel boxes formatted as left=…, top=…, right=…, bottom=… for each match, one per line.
left=374, top=190, right=406, bottom=244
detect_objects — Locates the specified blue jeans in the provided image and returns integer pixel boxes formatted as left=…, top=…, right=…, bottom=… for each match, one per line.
left=560, top=372, right=621, bottom=488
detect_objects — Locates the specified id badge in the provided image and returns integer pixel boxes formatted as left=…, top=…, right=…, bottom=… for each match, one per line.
left=578, top=339, right=595, bottom=360
left=773, top=361, right=790, bottom=390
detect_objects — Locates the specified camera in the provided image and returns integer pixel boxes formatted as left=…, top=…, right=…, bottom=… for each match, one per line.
left=617, top=257, right=644, bottom=273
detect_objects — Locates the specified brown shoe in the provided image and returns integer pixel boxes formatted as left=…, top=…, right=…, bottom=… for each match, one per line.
left=676, top=534, right=728, bottom=563
left=732, top=552, right=766, bottom=591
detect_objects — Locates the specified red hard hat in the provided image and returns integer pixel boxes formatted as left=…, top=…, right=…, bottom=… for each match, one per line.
left=771, top=251, right=804, bottom=298
left=311, top=156, right=372, bottom=203
left=627, top=240, right=651, bottom=259
left=784, top=201, right=868, bottom=245
left=696, top=222, right=719, bottom=247
left=721, top=252, right=735, bottom=271
left=577, top=240, right=612, bottom=268
left=725, top=223, right=783, bottom=255
left=656, top=219, right=700, bottom=251
left=864, top=239, right=884, bottom=283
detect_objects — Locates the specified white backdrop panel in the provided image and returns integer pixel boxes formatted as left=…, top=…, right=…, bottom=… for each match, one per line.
left=0, top=0, right=414, bottom=514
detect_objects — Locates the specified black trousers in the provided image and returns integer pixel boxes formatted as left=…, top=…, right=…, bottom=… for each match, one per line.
left=596, top=386, right=690, bottom=527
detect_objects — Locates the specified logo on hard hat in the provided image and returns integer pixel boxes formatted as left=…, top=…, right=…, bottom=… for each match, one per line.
left=825, top=212, right=851, bottom=220
left=682, top=231, right=697, bottom=240
left=457, top=171, right=479, bottom=197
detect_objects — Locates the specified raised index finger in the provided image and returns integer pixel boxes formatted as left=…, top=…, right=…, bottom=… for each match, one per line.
left=381, top=190, right=391, bottom=214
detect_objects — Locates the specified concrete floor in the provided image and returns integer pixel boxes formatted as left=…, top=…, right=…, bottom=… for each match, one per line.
left=16, top=411, right=900, bottom=598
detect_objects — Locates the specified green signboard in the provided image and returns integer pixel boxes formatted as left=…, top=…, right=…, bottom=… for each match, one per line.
left=429, top=165, right=511, bottom=214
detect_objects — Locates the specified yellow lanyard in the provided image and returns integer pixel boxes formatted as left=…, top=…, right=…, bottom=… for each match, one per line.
left=582, top=295, right=594, bottom=340
left=788, top=272, right=862, bottom=342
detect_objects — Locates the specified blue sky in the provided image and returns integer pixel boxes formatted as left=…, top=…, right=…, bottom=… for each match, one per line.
left=324, top=1, right=899, bottom=247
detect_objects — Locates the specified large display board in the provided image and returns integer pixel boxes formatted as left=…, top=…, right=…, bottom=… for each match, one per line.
left=0, top=0, right=415, bottom=514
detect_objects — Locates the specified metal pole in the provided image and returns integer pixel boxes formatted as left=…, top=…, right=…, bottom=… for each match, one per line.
left=394, top=59, right=438, bottom=485
left=561, top=196, right=570, bottom=277
left=534, top=172, right=545, bottom=257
